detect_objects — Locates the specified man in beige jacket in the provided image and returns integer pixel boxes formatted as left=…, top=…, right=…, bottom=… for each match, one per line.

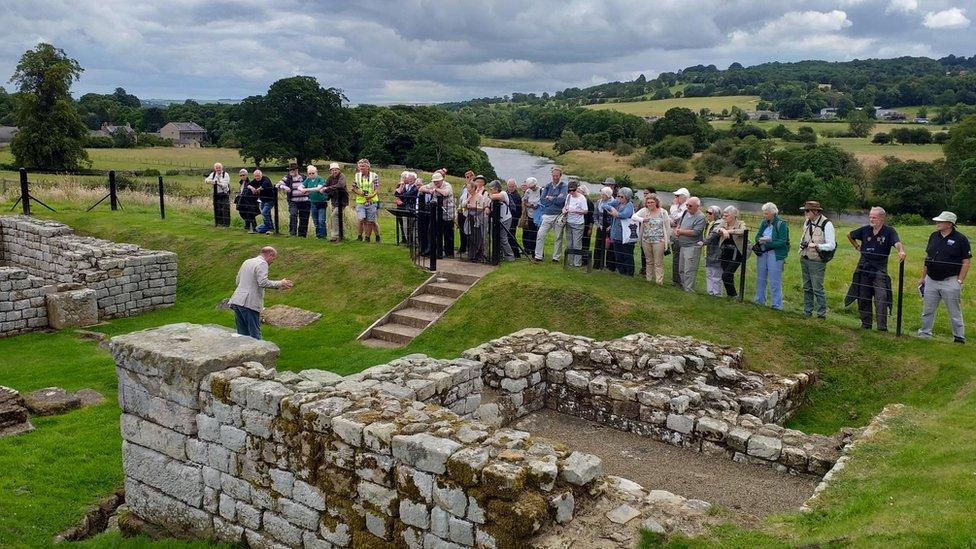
left=229, top=247, right=293, bottom=339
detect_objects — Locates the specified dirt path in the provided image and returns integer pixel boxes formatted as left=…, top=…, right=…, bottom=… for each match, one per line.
left=514, top=409, right=818, bottom=523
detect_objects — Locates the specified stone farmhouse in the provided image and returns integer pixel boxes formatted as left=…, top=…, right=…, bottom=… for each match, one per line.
left=159, top=122, right=206, bottom=148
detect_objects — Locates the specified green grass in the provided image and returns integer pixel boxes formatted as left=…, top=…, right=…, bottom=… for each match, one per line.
left=0, top=196, right=974, bottom=547
left=585, top=96, right=762, bottom=117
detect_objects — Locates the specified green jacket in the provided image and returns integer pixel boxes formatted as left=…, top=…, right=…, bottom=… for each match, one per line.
left=304, top=176, right=328, bottom=203
left=755, top=215, right=790, bottom=260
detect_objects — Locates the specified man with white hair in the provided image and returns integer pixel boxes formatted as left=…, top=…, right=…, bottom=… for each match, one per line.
left=206, top=162, right=231, bottom=227
left=674, top=196, right=707, bottom=291
left=228, top=247, right=293, bottom=340
left=846, top=206, right=906, bottom=331
left=918, top=211, right=970, bottom=343
left=323, top=163, right=347, bottom=241
left=669, top=187, right=690, bottom=286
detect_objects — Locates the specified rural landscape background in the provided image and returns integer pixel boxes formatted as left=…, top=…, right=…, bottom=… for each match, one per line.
left=1, top=1, right=975, bottom=547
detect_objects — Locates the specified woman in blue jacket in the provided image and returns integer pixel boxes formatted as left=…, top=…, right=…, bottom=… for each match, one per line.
left=602, top=187, right=636, bottom=276
left=754, top=202, right=790, bottom=309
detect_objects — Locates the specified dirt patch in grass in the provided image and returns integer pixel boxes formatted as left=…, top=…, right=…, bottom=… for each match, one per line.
left=514, top=409, right=819, bottom=525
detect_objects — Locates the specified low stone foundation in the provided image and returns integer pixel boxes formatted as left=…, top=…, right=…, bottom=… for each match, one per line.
left=113, top=324, right=860, bottom=548
left=465, top=330, right=846, bottom=476
left=0, top=216, right=177, bottom=337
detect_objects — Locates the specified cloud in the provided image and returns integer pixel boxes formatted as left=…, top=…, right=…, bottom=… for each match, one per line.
left=0, top=1, right=970, bottom=103
left=886, top=0, right=917, bottom=12
left=923, top=7, right=970, bottom=28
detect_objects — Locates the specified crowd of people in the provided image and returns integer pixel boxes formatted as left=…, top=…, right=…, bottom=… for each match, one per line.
left=212, top=161, right=970, bottom=343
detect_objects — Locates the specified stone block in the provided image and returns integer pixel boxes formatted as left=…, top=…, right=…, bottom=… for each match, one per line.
left=747, top=434, right=783, bottom=461
left=45, top=289, right=97, bottom=329
left=560, top=452, right=602, bottom=486
left=392, top=434, right=462, bottom=474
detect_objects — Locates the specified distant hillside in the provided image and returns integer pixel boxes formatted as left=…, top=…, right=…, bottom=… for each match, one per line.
left=444, top=55, right=976, bottom=121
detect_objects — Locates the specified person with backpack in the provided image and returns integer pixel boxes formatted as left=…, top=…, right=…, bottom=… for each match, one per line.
left=754, top=202, right=790, bottom=310
left=798, top=201, right=836, bottom=318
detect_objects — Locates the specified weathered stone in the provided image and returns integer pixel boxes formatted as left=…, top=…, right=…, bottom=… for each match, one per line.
left=24, top=387, right=81, bottom=415
left=46, top=289, right=98, bottom=329
left=393, top=433, right=463, bottom=474
left=747, top=434, right=783, bottom=460
left=606, top=503, right=640, bottom=524
left=560, top=452, right=602, bottom=486
left=665, top=413, right=695, bottom=434
left=550, top=491, right=575, bottom=524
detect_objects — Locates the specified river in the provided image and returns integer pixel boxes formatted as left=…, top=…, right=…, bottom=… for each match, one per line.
left=481, top=146, right=865, bottom=223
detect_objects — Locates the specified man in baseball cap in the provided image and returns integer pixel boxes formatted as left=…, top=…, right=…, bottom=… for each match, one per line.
left=918, top=211, right=970, bottom=343
left=668, top=188, right=691, bottom=286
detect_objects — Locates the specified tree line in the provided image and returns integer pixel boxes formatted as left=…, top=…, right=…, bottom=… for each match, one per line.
left=5, top=44, right=495, bottom=179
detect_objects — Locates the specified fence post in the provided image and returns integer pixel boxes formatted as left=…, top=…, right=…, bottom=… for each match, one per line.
left=109, top=171, right=118, bottom=211
left=273, top=194, right=280, bottom=235
left=338, top=203, right=345, bottom=240
left=19, top=168, right=30, bottom=216
left=490, top=200, right=501, bottom=265
left=738, top=229, right=749, bottom=302
left=430, top=198, right=442, bottom=272
left=896, top=259, right=905, bottom=337
left=158, top=176, right=165, bottom=219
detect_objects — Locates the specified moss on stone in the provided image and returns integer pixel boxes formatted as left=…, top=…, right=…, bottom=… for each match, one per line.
left=446, top=456, right=480, bottom=488
left=210, top=376, right=232, bottom=404
left=485, top=491, right=549, bottom=546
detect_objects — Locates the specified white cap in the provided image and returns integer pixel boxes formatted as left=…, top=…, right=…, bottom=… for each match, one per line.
left=329, top=162, right=340, bottom=170
left=239, top=168, right=248, bottom=175
left=673, top=187, right=690, bottom=198
left=932, top=211, right=957, bottom=223
left=431, top=172, right=444, bottom=182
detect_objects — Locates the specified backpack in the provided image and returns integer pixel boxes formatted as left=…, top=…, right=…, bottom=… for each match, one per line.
left=806, top=217, right=835, bottom=263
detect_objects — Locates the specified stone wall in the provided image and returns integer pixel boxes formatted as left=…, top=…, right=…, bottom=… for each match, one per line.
left=113, top=324, right=604, bottom=549
left=0, top=215, right=177, bottom=336
left=465, top=329, right=846, bottom=476
left=0, top=266, right=52, bottom=336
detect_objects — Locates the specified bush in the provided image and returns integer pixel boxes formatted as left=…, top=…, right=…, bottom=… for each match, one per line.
left=647, top=135, right=694, bottom=159
left=872, top=132, right=892, bottom=144
left=932, top=132, right=950, bottom=144
left=891, top=213, right=928, bottom=226
left=776, top=171, right=858, bottom=213
left=656, top=157, right=688, bottom=173
left=139, top=168, right=161, bottom=177
left=164, top=169, right=182, bottom=176
left=729, top=124, right=768, bottom=140
left=795, top=126, right=817, bottom=143
left=85, top=135, right=115, bottom=148
left=137, top=133, right=173, bottom=147
left=890, top=127, right=932, bottom=144
left=769, top=124, right=793, bottom=139
left=613, top=139, right=635, bottom=156
left=581, top=131, right=611, bottom=151
left=615, top=174, right=634, bottom=188
left=693, top=152, right=727, bottom=177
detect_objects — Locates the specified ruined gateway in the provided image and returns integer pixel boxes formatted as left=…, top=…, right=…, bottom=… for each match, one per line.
left=112, top=323, right=875, bottom=548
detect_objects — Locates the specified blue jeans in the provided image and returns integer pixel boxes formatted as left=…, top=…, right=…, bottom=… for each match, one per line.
left=231, top=304, right=262, bottom=339
left=257, top=200, right=274, bottom=233
left=311, top=202, right=328, bottom=238
left=755, top=251, right=784, bottom=310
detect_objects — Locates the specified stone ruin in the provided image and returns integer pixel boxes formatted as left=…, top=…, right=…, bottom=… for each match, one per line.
left=0, top=386, right=34, bottom=437
left=112, top=324, right=865, bottom=549
left=0, top=215, right=177, bottom=337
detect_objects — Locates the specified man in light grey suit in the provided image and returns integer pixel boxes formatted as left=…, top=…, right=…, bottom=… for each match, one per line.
left=229, top=247, right=293, bottom=339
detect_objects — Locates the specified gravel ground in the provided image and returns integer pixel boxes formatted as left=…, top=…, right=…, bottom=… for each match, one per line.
left=514, top=409, right=818, bottom=522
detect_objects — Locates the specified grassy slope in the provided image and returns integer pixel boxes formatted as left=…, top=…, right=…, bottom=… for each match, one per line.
left=0, top=199, right=973, bottom=547
left=585, top=96, right=762, bottom=116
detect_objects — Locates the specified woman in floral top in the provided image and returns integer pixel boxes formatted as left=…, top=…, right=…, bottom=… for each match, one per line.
left=632, top=193, right=672, bottom=284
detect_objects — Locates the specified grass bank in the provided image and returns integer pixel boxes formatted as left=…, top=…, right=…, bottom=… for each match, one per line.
left=0, top=197, right=973, bottom=547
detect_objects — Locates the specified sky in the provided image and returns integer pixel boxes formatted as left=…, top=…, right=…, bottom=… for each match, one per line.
left=0, top=0, right=974, bottom=104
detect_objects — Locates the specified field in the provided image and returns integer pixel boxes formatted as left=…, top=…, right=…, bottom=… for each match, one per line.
left=1, top=149, right=975, bottom=547
left=585, top=95, right=761, bottom=117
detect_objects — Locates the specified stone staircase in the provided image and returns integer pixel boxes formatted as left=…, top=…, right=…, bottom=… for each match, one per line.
left=359, top=260, right=495, bottom=348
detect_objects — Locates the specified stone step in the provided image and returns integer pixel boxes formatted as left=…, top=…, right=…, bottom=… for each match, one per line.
left=370, top=323, right=424, bottom=346
left=360, top=337, right=403, bottom=349
left=390, top=307, right=440, bottom=329
left=408, top=294, right=455, bottom=313
left=436, top=271, right=480, bottom=285
left=425, top=282, right=470, bottom=299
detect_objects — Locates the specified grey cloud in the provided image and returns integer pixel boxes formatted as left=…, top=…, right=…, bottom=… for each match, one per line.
left=0, top=0, right=972, bottom=103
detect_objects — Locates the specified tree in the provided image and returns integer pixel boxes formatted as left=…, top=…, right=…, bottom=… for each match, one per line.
left=9, top=43, right=89, bottom=169
left=873, top=160, right=947, bottom=216
left=236, top=76, right=352, bottom=167
left=943, top=114, right=976, bottom=177
left=776, top=171, right=857, bottom=213
left=872, top=132, right=892, bottom=144
left=650, top=107, right=712, bottom=150
left=409, top=119, right=463, bottom=166
left=952, top=159, right=976, bottom=222
left=554, top=129, right=583, bottom=154
left=846, top=109, right=876, bottom=138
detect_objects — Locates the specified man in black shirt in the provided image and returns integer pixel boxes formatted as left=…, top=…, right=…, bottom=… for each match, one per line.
left=847, top=206, right=907, bottom=331
left=918, top=211, right=971, bottom=343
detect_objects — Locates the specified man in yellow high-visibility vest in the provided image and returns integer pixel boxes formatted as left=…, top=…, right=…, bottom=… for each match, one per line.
left=353, top=158, right=381, bottom=242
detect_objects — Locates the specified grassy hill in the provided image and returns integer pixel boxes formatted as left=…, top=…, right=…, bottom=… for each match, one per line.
left=585, top=95, right=761, bottom=117
left=0, top=191, right=974, bottom=546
